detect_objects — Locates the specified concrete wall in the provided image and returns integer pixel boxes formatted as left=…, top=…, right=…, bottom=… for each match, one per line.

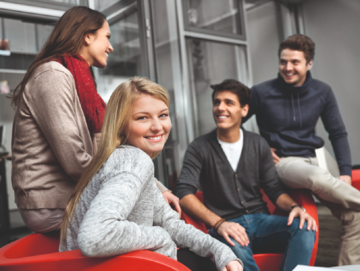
left=244, top=1, right=281, bottom=132
left=246, top=1, right=281, bottom=85
left=302, top=0, right=360, bottom=166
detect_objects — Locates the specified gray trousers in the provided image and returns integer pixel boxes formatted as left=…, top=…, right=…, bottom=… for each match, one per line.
left=276, top=156, right=360, bottom=266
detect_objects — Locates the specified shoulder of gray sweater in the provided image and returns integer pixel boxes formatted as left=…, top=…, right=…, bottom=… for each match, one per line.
left=99, top=145, right=154, bottom=185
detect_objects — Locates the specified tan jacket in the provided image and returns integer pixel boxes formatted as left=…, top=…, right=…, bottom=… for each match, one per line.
left=12, top=62, right=168, bottom=209
left=12, top=62, right=94, bottom=209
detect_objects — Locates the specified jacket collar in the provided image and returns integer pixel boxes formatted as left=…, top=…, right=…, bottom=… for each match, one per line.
left=276, top=71, right=313, bottom=95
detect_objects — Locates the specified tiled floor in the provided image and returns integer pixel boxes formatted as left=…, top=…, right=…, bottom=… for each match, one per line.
left=314, top=205, right=341, bottom=267
left=0, top=205, right=343, bottom=267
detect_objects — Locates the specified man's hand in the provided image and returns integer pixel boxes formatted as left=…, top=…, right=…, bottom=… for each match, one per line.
left=288, top=206, right=317, bottom=232
left=217, top=221, right=249, bottom=247
left=162, top=191, right=181, bottom=217
left=339, top=175, right=352, bottom=185
left=270, top=148, right=281, bottom=164
left=222, top=260, right=243, bottom=271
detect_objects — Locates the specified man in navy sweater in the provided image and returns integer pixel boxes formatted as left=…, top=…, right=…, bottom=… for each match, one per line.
left=243, top=34, right=360, bottom=265
left=176, top=79, right=316, bottom=271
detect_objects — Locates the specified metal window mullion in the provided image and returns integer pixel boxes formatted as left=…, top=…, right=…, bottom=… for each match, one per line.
left=0, top=1, right=64, bottom=17
left=183, top=30, right=248, bottom=46
left=240, top=0, right=253, bottom=87
left=176, top=0, right=196, bottom=143
left=161, top=0, right=189, bottom=171
left=137, top=0, right=156, bottom=80
left=88, top=0, right=95, bottom=9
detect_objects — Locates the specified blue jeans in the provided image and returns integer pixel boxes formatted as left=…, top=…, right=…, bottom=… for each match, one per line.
left=212, top=213, right=316, bottom=271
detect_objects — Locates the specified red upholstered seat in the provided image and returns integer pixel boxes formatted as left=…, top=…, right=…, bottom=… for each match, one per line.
left=181, top=189, right=319, bottom=271
left=0, top=231, right=190, bottom=271
left=352, top=169, right=360, bottom=191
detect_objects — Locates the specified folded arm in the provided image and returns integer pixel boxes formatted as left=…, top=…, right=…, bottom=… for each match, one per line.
left=77, top=173, right=176, bottom=258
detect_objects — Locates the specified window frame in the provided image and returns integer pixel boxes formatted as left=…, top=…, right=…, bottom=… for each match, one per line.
left=182, top=0, right=246, bottom=40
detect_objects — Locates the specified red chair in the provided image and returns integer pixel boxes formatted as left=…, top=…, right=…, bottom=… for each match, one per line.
left=0, top=231, right=190, bottom=271
left=181, top=190, right=319, bottom=271
left=352, top=169, right=360, bottom=191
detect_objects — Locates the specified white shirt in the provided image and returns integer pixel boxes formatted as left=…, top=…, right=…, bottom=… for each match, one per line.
left=217, top=129, right=244, bottom=172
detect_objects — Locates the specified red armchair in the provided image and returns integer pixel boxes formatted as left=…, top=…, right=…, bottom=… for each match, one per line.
left=352, top=169, right=360, bottom=191
left=181, top=190, right=319, bottom=271
left=0, top=231, right=190, bottom=271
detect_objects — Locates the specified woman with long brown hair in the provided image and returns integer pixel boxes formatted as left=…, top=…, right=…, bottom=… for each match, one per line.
left=11, top=6, right=177, bottom=234
left=60, top=76, right=243, bottom=271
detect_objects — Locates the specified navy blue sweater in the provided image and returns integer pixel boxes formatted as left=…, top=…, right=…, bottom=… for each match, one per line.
left=243, top=72, right=352, bottom=176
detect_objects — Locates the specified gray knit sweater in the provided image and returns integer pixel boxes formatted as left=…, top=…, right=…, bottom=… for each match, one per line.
left=60, top=145, right=241, bottom=270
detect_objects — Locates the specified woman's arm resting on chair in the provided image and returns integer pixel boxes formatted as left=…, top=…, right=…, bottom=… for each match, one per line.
left=154, top=189, right=243, bottom=271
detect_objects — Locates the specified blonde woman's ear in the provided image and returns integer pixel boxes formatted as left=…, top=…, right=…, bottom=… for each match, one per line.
left=116, top=138, right=121, bottom=146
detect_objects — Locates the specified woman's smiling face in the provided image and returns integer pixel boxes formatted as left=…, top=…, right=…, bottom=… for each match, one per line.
left=126, top=94, right=172, bottom=157
left=81, top=20, right=114, bottom=68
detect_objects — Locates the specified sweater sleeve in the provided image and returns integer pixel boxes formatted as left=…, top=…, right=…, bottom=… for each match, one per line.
left=258, top=138, right=286, bottom=204
left=153, top=185, right=242, bottom=271
left=25, top=69, right=92, bottom=181
left=77, top=172, right=177, bottom=258
left=156, top=179, right=169, bottom=193
left=320, top=88, right=352, bottom=176
left=175, top=140, right=203, bottom=199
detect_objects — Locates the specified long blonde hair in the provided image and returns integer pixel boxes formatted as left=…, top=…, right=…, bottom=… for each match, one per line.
left=60, top=76, right=170, bottom=244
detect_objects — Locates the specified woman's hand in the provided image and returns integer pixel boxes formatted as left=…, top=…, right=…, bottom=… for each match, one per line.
left=162, top=191, right=182, bottom=217
left=222, top=260, right=243, bottom=271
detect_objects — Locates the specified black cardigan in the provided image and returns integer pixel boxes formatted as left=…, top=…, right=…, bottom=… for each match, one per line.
left=175, top=129, right=286, bottom=220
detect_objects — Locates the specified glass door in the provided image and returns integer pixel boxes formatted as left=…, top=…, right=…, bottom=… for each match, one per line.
left=94, top=0, right=145, bottom=102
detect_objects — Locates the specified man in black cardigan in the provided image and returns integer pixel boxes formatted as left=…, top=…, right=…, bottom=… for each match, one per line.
left=176, top=79, right=316, bottom=271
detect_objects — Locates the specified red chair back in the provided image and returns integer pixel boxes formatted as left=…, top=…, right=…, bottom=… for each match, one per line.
left=352, top=169, right=360, bottom=191
left=0, top=232, right=190, bottom=271
left=4, top=231, right=60, bottom=259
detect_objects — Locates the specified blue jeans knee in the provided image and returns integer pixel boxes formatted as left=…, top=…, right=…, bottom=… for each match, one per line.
left=288, top=218, right=316, bottom=249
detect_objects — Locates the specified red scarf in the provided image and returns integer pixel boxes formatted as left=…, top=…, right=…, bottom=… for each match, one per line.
left=54, top=54, right=106, bottom=134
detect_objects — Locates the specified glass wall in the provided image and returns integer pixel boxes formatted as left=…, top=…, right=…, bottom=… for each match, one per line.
left=0, top=17, right=55, bottom=210
left=0, top=0, right=252, bottom=205
left=96, top=11, right=142, bottom=102
left=151, top=0, right=186, bottom=190
left=183, top=0, right=245, bottom=38
left=186, top=39, right=247, bottom=135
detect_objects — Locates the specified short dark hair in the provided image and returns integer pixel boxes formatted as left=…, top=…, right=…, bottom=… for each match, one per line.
left=278, top=34, right=315, bottom=64
left=210, top=79, right=251, bottom=107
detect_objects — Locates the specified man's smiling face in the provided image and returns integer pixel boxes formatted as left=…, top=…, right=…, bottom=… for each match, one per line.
left=279, top=49, right=313, bottom=87
left=212, top=90, right=248, bottom=131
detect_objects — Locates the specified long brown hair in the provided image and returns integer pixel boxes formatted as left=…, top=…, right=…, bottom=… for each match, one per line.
left=60, top=76, right=170, bottom=247
left=10, top=6, right=106, bottom=107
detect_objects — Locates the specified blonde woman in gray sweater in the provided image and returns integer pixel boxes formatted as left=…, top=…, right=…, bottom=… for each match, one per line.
left=60, top=77, right=243, bottom=271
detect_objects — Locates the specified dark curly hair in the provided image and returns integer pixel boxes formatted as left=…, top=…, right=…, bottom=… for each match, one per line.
left=210, top=79, right=251, bottom=107
left=278, top=34, right=315, bottom=64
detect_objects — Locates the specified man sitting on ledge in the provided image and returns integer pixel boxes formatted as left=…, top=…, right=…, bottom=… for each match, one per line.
left=175, top=79, right=316, bottom=271
left=242, top=34, right=360, bottom=265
